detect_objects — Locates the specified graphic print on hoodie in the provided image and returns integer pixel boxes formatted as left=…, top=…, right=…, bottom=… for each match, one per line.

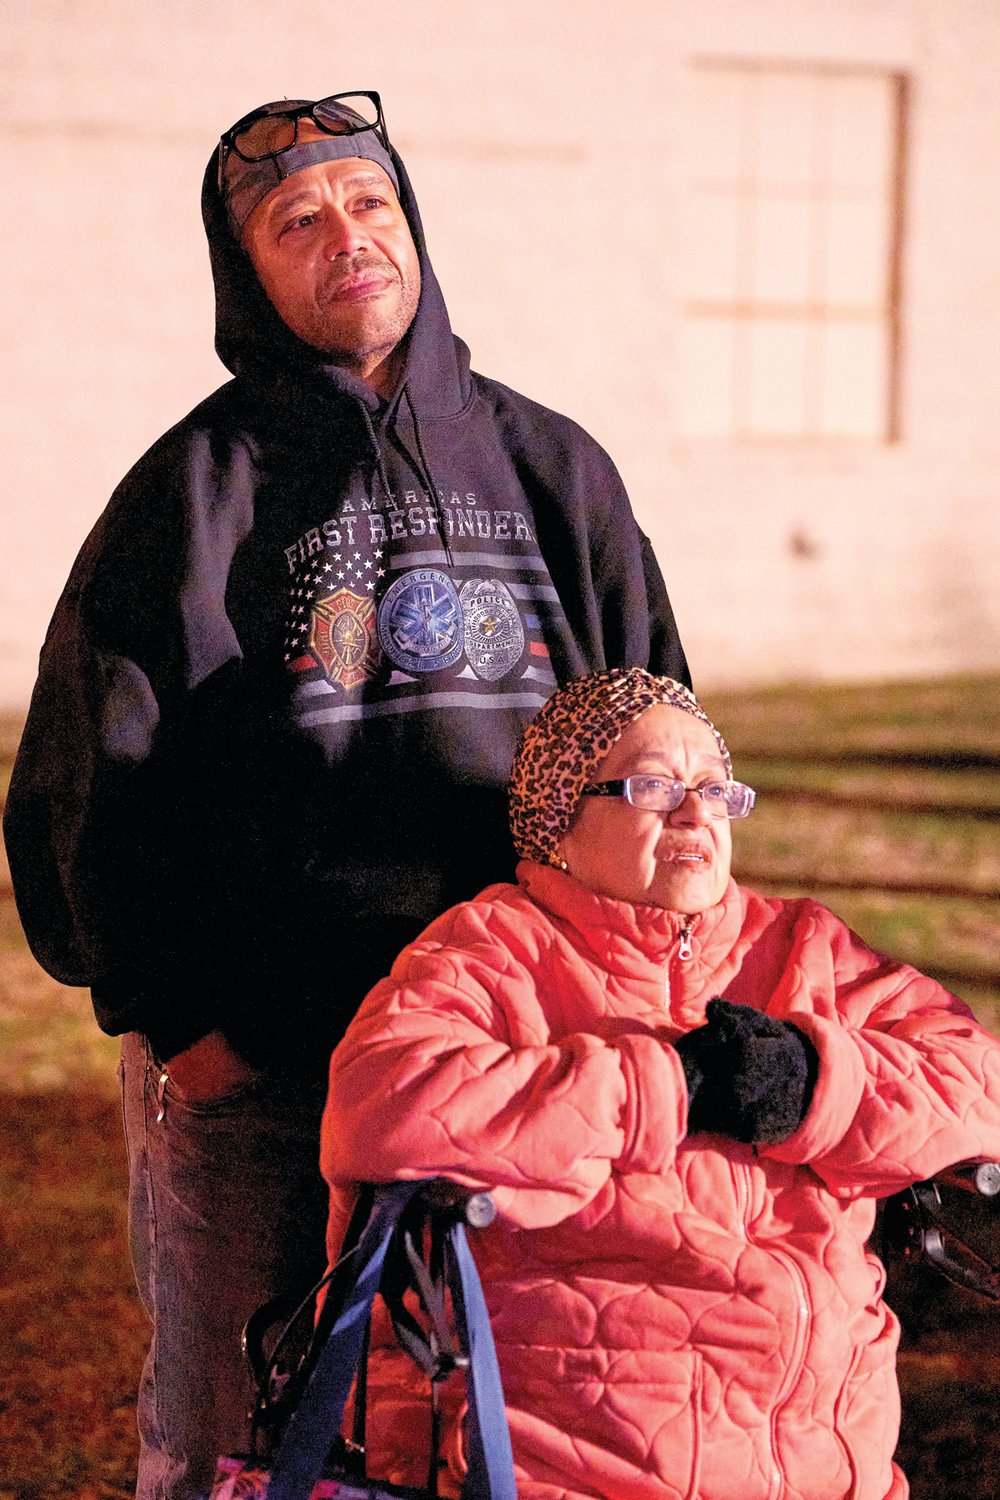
left=282, top=482, right=558, bottom=723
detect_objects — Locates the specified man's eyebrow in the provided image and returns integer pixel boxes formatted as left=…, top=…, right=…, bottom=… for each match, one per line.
left=267, top=172, right=390, bottom=216
left=342, top=172, right=392, bottom=191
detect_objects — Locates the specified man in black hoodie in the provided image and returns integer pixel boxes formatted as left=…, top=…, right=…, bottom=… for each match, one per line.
left=5, top=93, right=689, bottom=1498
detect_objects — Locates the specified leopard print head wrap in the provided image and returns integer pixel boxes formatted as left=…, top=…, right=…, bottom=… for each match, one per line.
left=509, top=668, right=733, bottom=867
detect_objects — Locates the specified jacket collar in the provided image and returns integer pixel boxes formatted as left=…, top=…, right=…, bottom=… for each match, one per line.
left=516, top=860, right=746, bottom=976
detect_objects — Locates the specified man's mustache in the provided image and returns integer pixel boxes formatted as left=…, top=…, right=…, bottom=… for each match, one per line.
left=321, top=254, right=401, bottom=297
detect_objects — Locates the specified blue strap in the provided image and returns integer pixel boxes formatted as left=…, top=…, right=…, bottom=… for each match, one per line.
left=446, top=1222, right=517, bottom=1500
left=264, top=1181, right=516, bottom=1500
left=266, top=1181, right=422, bottom=1500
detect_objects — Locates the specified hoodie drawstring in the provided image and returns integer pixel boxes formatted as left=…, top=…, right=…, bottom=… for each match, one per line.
left=357, top=388, right=455, bottom=570
left=404, top=382, right=455, bottom=569
left=357, top=399, right=395, bottom=513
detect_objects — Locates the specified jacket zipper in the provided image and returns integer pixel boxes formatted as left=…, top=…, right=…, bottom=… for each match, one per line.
left=766, top=1246, right=811, bottom=1500
left=731, top=1159, right=810, bottom=1500
left=664, top=921, right=694, bottom=1010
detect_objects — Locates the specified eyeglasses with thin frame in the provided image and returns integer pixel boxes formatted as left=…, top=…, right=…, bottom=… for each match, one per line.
left=217, top=91, right=390, bottom=194
left=581, top=774, right=756, bottom=819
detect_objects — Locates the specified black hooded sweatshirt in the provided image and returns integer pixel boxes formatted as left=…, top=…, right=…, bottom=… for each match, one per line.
left=4, top=136, right=688, bottom=1071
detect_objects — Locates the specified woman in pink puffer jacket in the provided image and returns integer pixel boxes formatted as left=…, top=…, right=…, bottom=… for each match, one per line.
left=322, top=669, right=1000, bottom=1500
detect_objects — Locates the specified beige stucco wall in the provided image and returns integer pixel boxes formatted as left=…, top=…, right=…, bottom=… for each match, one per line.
left=2, top=0, right=999, bottom=705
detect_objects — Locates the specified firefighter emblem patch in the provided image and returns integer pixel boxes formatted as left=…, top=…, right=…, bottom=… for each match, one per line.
left=460, top=578, right=525, bottom=680
left=308, top=588, right=379, bottom=690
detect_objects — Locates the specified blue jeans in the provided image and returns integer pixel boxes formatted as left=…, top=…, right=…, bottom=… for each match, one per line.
left=119, top=1033, right=330, bottom=1500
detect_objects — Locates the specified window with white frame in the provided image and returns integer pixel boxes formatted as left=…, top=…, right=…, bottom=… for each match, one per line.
left=678, top=63, right=906, bottom=441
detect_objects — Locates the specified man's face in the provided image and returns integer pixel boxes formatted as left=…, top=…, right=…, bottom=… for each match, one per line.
left=558, top=705, right=734, bottom=914
left=242, top=132, right=420, bottom=395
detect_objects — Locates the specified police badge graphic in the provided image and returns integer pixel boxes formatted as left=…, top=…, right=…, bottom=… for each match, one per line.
left=460, top=578, right=525, bottom=680
left=377, top=568, right=463, bottom=673
left=309, top=588, right=380, bottom=690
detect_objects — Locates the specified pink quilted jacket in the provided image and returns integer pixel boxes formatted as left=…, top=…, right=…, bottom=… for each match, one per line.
left=322, top=862, right=1000, bottom=1500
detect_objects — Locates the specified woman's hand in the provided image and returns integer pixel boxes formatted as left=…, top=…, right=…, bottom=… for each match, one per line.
left=675, top=998, right=818, bottom=1145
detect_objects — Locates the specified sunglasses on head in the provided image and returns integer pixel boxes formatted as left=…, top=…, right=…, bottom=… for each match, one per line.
left=217, top=90, right=389, bottom=193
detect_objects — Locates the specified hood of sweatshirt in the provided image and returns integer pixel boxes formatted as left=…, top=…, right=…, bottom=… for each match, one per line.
left=200, top=131, right=472, bottom=428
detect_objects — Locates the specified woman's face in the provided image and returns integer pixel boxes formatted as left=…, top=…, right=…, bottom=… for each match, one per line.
left=558, top=705, right=733, bottom=913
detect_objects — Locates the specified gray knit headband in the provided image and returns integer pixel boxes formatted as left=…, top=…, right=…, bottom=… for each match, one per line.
left=222, top=130, right=399, bottom=238
left=509, top=668, right=732, bottom=866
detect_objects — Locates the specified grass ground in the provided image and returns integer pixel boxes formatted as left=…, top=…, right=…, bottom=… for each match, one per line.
left=702, top=674, right=1000, bottom=1038
left=2, top=676, right=1000, bottom=1498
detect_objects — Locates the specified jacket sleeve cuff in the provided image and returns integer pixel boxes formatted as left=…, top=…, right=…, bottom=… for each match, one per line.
left=612, top=1034, right=688, bottom=1173
left=761, top=1010, right=866, bottom=1166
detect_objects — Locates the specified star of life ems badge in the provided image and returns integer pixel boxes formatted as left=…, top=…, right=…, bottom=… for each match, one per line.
left=460, top=578, right=525, bottom=681
left=377, top=568, right=463, bottom=673
left=308, top=588, right=380, bottom=690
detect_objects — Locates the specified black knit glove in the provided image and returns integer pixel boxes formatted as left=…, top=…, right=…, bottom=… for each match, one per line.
left=674, top=998, right=818, bottom=1145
